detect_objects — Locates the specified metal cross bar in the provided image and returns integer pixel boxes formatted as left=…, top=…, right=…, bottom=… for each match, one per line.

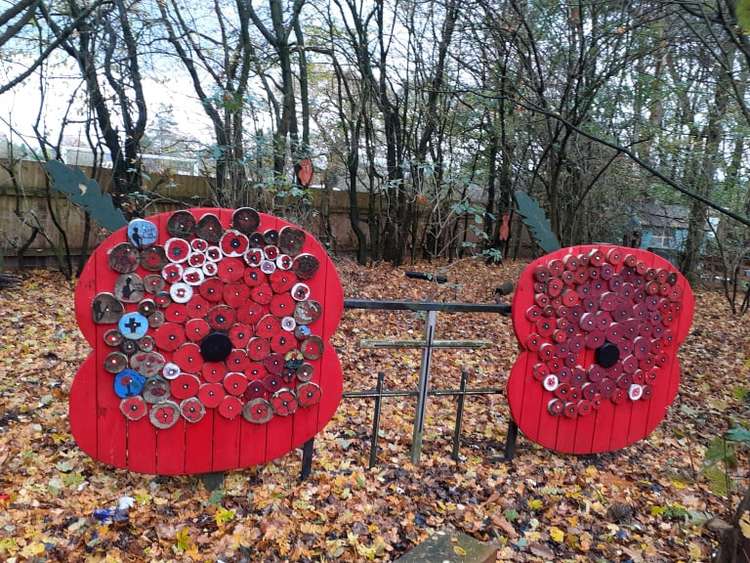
left=298, top=297, right=514, bottom=480
left=343, top=387, right=503, bottom=399
left=359, top=339, right=493, bottom=349
left=344, top=298, right=511, bottom=315
left=412, top=310, right=436, bottom=463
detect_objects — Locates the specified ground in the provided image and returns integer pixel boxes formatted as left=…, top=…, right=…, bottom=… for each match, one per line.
left=0, top=258, right=748, bottom=562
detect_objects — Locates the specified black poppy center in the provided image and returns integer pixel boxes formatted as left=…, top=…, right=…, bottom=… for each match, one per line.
left=595, top=341, right=620, bottom=368
left=200, top=332, right=232, bottom=362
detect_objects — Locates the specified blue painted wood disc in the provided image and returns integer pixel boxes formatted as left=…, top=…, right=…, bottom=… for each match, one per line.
left=114, top=369, right=146, bottom=398
left=127, top=218, right=158, bottom=249
left=118, top=312, right=149, bottom=340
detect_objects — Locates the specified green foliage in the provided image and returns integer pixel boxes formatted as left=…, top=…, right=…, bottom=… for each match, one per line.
left=726, top=426, right=750, bottom=444
left=45, top=161, right=127, bottom=231
left=701, top=428, right=750, bottom=496
left=738, top=0, right=750, bottom=34
left=513, top=191, right=561, bottom=253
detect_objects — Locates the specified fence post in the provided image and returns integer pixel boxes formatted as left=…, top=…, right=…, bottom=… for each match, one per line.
left=300, top=438, right=315, bottom=480
left=451, top=369, right=469, bottom=461
left=369, top=372, right=385, bottom=469
left=411, top=310, right=437, bottom=464
left=504, top=420, right=518, bottom=461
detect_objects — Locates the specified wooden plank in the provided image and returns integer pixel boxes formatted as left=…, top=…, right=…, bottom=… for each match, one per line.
left=70, top=247, right=99, bottom=458
left=125, top=213, right=163, bottom=474
left=210, top=209, right=244, bottom=471
left=95, top=229, right=127, bottom=468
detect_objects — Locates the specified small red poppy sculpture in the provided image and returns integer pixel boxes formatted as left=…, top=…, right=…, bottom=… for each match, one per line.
left=72, top=208, right=343, bottom=474
left=508, top=245, right=694, bottom=454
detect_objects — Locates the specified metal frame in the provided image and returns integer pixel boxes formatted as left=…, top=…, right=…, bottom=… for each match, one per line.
left=300, top=298, right=516, bottom=479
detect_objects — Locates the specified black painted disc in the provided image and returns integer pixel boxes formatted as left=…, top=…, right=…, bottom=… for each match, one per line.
left=200, top=332, right=233, bottom=362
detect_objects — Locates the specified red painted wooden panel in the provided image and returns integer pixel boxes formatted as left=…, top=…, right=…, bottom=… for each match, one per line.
left=508, top=244, right=694, bottom=454
left=70, top=208, right=344, bottom=474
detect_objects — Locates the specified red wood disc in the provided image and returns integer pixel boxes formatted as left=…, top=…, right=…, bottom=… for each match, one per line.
left=250, top=283, right=273, bottom=305
left=269, top=293, right=295, bottom=318
left=263, top=353, right=285, bottom=375
left=256, top=315, right=280, bottom=338
left=120, top=396, right=148, bottom=421
left=185, top=318, right=210, bottom=342
left=199, top=278, right=224, bottom=302
left=223, top=372, right=248, bottom=396
left=170, top=373, right=200, bottom=400
left=271, top=333, right=297, bottom=354
left=243, top=379, right=266, bottom=401
left=223, top=283, right=250, bottom=308
left=217, top=257, right=245, bottom=283
left=246, top=362, right=268, bottom=380
left=269, top=270, right=297, bottom=293
left=180, top=397, right=206, bottom=423
left=244, top=249, right=264, bottom=268
left=194, top=213, right=223, bottom=244
left=165, top=237, right=191, bottom=263
left=206, top=305, right=236, bottom=331
left=232, top=207, right=260, bottom=235
left=201, top=362, right=226, bottom=384
left=292, top=254, right=319, bottom=281
left=164, top=304, right=188, bottom=324
left=140, top=246, right=168, bottom=272
left=217, top=395, right=242, bottom=420
left=247, top=337, right=271, bottom=361
left=185, top=295, right=210, bottom=318
left=226, top=349, right=249, bottom=372
left=271, top=389, right=298, bottom=416
left=198, top=382, right=224, bottom=408
left=243, top=267, right=266, bottom=287
left=242, top=398, right=273, bottom=423
left=236, top=301, right=266, bottom=326
left=173, top=343, right=204, bottom=373
left=228, top=323, right=253, bottom=348
left=153, top=322, right=186, bottom=352
left=219, top=229, right=249, bottom=257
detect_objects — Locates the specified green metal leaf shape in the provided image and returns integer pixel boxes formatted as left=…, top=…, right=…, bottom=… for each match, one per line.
left=45, top=161, right=127, bottom=231
left=513, top=191, right=561, bottom=253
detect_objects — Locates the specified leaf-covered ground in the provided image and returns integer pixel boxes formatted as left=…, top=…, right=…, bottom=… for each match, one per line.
left=0, top=259, right=748, bottom=561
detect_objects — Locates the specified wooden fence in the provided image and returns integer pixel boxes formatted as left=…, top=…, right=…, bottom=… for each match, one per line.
left=0, top=160, right=370, bottom=267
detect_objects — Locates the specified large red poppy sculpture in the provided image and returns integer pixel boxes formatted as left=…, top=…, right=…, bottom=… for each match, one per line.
left=72, top=208, right=343, bottom=474
left=508, top=245, right=694, bottom=454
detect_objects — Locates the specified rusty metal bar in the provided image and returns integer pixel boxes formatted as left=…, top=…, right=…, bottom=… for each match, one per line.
left=343, top=387, right=503, bottom=399
left=412, top=310, right=437, bottom=464
left=452, top=370, right=469, bottom=461
left=344, top=299, right=511, bottom=315
left=359, top=339, right=493, bottom=349
left=369, top=372, right=385, bottom=469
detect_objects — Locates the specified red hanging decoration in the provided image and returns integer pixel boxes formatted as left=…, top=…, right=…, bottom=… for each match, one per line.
left=297, top=158, right=314, bottom=187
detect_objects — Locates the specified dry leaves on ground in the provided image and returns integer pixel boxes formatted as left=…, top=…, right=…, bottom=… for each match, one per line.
left=0, top=257, right=748, bottom=561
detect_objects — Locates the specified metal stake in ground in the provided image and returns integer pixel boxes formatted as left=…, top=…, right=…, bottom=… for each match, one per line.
left=411, top=310, right=437, bottom=464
